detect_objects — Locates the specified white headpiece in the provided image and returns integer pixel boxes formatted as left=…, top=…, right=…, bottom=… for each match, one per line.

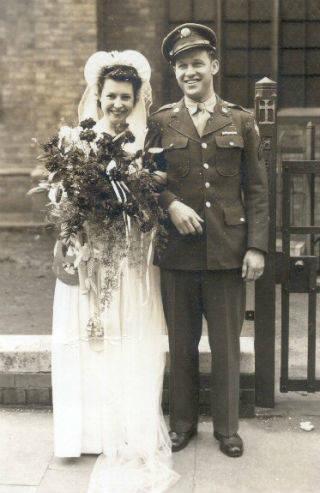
left=78, top=50, right=152, bottom=149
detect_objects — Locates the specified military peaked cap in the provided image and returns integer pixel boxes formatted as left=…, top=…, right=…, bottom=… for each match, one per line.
left=162, top=23, right=217, bottom=62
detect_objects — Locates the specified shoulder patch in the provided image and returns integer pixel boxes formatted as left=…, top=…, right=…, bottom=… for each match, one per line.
left=151, top=102, right=177, bottom=115
left=245, top=118, right=260, bottom=136
left=223, top=101, right=253, bottom=115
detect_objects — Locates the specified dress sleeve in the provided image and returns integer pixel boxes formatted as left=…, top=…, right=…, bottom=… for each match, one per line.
left=145, top=117, right=178, bottom=210
left=145, top=118, right=167, bottom=172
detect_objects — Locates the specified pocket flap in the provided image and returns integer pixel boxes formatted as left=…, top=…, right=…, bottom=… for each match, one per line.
left=224, top=206, right=246, bottom=226
left=162, top=134, right=188, bottom=150
left=216, top=135, right=244, bottom=149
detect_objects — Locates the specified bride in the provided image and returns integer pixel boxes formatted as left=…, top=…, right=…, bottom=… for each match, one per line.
left=51, top=50, right=178, bottom=492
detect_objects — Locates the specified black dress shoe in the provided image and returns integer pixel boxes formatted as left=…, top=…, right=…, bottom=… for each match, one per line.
left=214, top=431, right=244, bottom=457
left=169, top=428, right=197, bottom=452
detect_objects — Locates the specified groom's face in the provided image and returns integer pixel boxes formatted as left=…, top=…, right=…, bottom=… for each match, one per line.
left=173, top=49, right=219, bottom=102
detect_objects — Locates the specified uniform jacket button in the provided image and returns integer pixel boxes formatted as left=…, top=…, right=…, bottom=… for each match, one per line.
left=205, top=182, right=210, bottom=188
left=203, top=163, right=209, bottom=169
left=205, top=201, right=211, bottom=208
left=201, top=142, right=208, bottom=149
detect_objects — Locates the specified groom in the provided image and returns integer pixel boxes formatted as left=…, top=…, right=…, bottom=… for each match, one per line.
left=147, top=23, right=269, bottom=457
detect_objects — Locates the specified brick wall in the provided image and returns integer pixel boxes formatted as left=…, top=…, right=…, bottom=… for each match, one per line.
left=0, top=371, right=254, bottom=416
left=0, top=373, right=52, bottom=406
left=0, top=0, right=97, bottom=170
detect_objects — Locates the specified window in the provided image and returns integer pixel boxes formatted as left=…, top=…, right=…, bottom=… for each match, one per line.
left=279, top=0, right=320, bottom=107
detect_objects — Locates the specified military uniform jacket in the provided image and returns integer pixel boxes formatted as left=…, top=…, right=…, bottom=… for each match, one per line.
left=146, top=97, right=269, bottom=271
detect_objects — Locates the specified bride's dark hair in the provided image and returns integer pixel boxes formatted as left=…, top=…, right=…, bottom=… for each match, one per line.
left=97, top=65, right=143, bottom=104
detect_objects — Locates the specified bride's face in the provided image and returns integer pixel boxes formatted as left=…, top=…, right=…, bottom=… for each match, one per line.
left=100, top=78, right=135, bottom=126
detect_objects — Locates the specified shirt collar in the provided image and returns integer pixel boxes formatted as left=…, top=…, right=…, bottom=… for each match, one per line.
left=184, top=93, right=217, bottom=115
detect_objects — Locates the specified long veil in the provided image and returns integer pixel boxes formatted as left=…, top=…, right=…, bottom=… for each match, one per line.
left=85, top=260, right=178, bottom=493
left=76, top=51, right=179, bottom=493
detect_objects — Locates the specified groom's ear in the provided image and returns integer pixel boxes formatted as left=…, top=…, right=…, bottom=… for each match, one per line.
left=211, top=58, right=219, bottom=76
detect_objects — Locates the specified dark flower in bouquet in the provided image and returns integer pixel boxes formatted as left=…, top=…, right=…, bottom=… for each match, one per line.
left=29, top=121, right=168, bottom=308
left=80, top=118, right=96, bottom=130
left=42, top=135, right=59, bottom=153
left=96, top=132, right=113, bottom=149
left=79, top=129, right=97, bottom=142
left=123, top=129, right=135, bottom=144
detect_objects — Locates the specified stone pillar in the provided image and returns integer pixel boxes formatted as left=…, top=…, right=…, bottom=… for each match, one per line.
left=254, top=77, right=278, bottom=408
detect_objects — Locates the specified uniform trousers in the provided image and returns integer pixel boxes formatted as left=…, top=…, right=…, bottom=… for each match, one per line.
left=160, top=268, right=245, bottom=437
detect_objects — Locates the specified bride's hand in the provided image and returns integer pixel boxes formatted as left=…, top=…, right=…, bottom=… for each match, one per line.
left=151, top=171, right=167, bottom=186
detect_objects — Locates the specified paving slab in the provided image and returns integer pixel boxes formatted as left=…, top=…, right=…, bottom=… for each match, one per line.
left=37, top=468, right=91, bottom=493
left=0, top=409, right=52, bottom=487
left=170, top=437, right=196, bottom=492
left=193, top=418, right=320, bottom=493
left=0, top=487, right=37, bottom=493
left=1, top=406, right=320, bottom=492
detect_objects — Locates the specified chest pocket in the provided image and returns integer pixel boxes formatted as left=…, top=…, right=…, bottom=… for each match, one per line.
left=162, top=134, right=190, bottom=178
left=215, top=134, right=244, bottom=176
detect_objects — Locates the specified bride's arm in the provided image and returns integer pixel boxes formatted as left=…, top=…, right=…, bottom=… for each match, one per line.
left=145, top=118, right=177, bottom=207
left=144, top=119, right=168, bottom=190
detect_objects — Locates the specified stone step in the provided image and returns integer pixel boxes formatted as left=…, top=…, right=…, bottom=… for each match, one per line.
left=0, top=334, right=254, bottom=374
left=0, top=335, right=255, bottom=415
left=0, top=166, right=48, bottom=226
left=0, top=169, right=33, bottom=214
left=0, top=213, right=47, bottom=230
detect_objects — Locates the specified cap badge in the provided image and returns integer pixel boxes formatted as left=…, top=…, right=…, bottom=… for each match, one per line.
left=180, top=27, right=191, bottom=38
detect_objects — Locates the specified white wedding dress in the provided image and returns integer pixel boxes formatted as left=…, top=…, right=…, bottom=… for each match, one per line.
left=51, top=120, right=179, bottom=491
left=52, top=243, right=179, bottom=492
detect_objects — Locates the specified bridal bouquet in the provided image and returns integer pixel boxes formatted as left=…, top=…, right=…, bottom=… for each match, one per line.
left=30, top=118, right=167, bottom=335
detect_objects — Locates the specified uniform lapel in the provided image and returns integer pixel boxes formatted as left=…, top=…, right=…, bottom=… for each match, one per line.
left=168, top=99, right=200, bottom=141
left=201, top=97, right=232, bottom=137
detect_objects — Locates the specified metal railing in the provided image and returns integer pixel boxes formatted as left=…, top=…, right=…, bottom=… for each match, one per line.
left=280, top=159, right=320, bottom=393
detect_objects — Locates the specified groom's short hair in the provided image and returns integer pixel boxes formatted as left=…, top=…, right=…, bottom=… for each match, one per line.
left=172, top=47, right=218, bottom=67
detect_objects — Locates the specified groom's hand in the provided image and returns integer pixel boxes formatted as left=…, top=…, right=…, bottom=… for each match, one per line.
left=168, top=200, right=204, bottom=235
left=242, top=249, right=265, bottom=281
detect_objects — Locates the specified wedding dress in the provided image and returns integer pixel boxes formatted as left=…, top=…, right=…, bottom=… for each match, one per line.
left=52, top=244, right=177, bottom=492
left=51, top=51, right=179, bottom=492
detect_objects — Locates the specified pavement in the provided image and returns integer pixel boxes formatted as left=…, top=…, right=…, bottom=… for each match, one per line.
left=1, top=390, right=320, bottom=493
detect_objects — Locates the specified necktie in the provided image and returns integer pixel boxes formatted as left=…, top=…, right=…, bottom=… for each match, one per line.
left=193, top=103, right=210, bottom=137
